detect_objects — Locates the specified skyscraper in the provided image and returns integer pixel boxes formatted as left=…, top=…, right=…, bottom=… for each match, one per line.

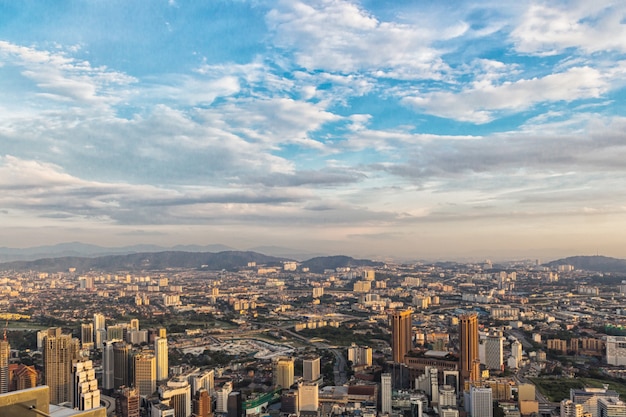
left=116, top=386, right=140, bottom=417
left=298, top=381, right=319, bottom=412
left=0, top=340, right=9, bottom=394
left=81, top=323, right=94, bottom=350
left=134, top=353, right=156, bottom=397
left=459, top=313, right=480, bottom=387
left=43, top=327, right=80, bottom=404
left=390, top=310, right=412, bottom=363
left=484, top=333, right=503, bottom=371
left=94, top=314, right=105, bottom=349
left=155, top=336, right=168, bottom=381
left=303, top=356, right=320, bottom=382
left=274, top=357, right=294, bottom=389
left=102, top=341, right=115, bottom=391
left=113, top=342, right=130, bottom=389
left=193, top=388, right=211, bottom=417
left=469, top=386, right=492, bottom=417
left=72, top=360, right=100, bottom=410
left=381, top=373, right=392, bottom=414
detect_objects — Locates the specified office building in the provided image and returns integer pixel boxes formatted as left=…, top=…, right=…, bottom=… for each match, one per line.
left=107, top=325, right=124, bottom=342
left=391, top=310, right=413, bottom=363
left=560, top=399, right=585, bottom=417
left=216, top=382, right=233, bottom=413
left=155, top=337, right=169, bottom=381
left=193, top=388, right=211, bottom=417
left=189, top=368, right=215, bottom=396
left=72, top=360, right=100, bottom=411
left=439, top=385, right=456, bottom=408
left=10, top=364, right=38, bottom=391
left=113, top=342, right=130, bottom=389
left=484, top=333, right=504, bottom=371
left=0, top=340, right=9, bottom=394
left=571, top=387, right=620, bottom=417
left=381, top=373, right=392, bottom=414
left=116, top=386, right=140, bottom=417
left=102, top=341, right=114, bottom=390
left=598, top=397, right=626, bottom=417
left=459, top=313, right=480, bottom=386
left=94, top=314, right=105, bottom=349
left=274, top=357, right=294, bottom=389
left=129, top=319, right=139, bottom=331
left=298, top=381, right=319, bottom=412
left=228, top=391, right=242, bottom=417
left=134, top=353, right=156, bottom=397
left=0, top=386, right=106, bottom=417
left=81, top=324, right=94, bottom=350
left=606, top=336, right=626, bottom=366
left=510, top=340, right=523, bottom=369
left=347, top=344, right=373, bottom=367
left=469, top=386, right=492, bottom=417
left=43, top=327, right=80, bottom=404
left=159, top=378, right=192, bottom=417
left=303, top=356, right=320, bottom=382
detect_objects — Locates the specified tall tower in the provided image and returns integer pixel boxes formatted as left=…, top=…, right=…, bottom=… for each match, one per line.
left=303, top=356, right=320, bottom=382
left=0, top=339, right=9, bottom=394
left=459, top=313, right=479, bottom=387
left=72, top=360, right=100, bottom=410
left=93, top=313, right=105, bottom=349
left=102, top=341, right=115, bottom=390
left=390, top=310, right=412, bottom=363
left=193, top=388, right=211, bottom=417
left=274, top=357, right=294, bottom=389
left=469, top=386, right=492, bottom=417
left=134, top=353, right=156, bottom=397
left=43, top=327, right=79, bottom=404
left=81, top=323, right=94, bottom=350
left=484, top=333, right=504, bottom=371
left=155, top=336, right=169, bottom=381
left=113, top=342, right=130, bottom=389
left=116, top=386, right=140, bottom=417
left=381, top=373, right=392, bottom=414
left=298, top=381, right=319, bottom=412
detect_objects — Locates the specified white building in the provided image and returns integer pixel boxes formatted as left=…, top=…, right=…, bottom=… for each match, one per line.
left=155, top=337, right=169, bottom=381
left=598, top=397, right=626, bottom=417
left=72, top=360, right=100, bottom=411
left=606, top=336, right=626, bottom=366
left=485, top=334, right=504, bottom=371
left=159, top=378, right=192, bottom=417
left=381, top=373, right=392, bottom=414
left=298, top=382, right=319, bottom=412
left=469, top=386, right=492, bottom=417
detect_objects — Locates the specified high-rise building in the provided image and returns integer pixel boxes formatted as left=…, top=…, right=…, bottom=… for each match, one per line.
left=298, top=382, right=319, bottom=412
left=606, top=336, right=626, bottom=366
left=193, top=388, right=211, bottom=417
left=80, top=324, right=94, bottom=350
left=102, top=341, right=114, bottom=390
left=560, top=399, right=585, bottom=417
left=10, top=364, right=38, bottom=391
left=598, top=397, right=626, bottom=417
left=94, top=314, right=106, bottom=349
left=0, top=340, right=9, bottom=394
left=72, top=360, right=100, bottom=410
left=227, top=391, right=242, bottom=417
left=274, top=357, right=294, bottom=389
left=113, top=342, right=130, bottom=389
left=134, top=353, right=156, bottom=397
left=159, top=377, right=191, bottom=417
left=189, top=369, right=215, bottom=396
left=116, top=386, right=140, bottom=417
left=216, top=382, right=233, bottom=413
left=484, top=333, right=503, bottom=371
left=510, top=340, right=522, bottom=368
left=129, top=319, right=139, bottom=331
left=459, top=313, right=480, bottom=387
left=107, top=325, right=124, bottom=342
left=390, top=310, right=413, bottom=363
left=439, top=385, right=456, bottom=408
left=381, top=373, right=392, bottom=414
left=43, top=327, right=79, bottom=404
left=570, top=387, right=620, bottom=417
left=347, top=344, right=373, bottom=367
left=303, top=356, right=320, bottom=382
left=469, top=386, right=492, bottom=417
left=155, top=337, right=169, bottom=381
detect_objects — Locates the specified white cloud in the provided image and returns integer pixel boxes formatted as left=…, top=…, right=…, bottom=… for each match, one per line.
left=403, top=66, right=607, bottom=123
left=511, top=1, right=626, bottom=55
left=266, top=0, right=454, bottom=78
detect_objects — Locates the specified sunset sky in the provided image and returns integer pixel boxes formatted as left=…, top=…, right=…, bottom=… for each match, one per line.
left=1, top=0, right=626, bottom=261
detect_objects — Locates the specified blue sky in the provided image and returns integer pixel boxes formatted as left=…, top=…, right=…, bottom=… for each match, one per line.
left=1, top=0, right=626, bottom=261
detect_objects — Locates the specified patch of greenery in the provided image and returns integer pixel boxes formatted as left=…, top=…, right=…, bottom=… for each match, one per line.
left=530, top=377, right=626, bottom=402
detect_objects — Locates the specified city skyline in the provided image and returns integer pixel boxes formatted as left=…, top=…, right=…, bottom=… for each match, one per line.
left=2, top=1, right=626, bottom=260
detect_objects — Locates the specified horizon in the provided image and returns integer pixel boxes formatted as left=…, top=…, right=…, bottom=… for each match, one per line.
left=2, top=1, right=626, bottom=260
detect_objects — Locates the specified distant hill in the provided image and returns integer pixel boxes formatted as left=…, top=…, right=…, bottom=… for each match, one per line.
left=0, top=242, right=234, bottom=262
left=545, top=255, right=626, bottom=273
left=301, top=255, right=384, bottom=274
left=0, top=251, right=287, bottom=273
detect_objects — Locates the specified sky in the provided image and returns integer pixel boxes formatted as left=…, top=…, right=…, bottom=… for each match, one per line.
left=1, top=0, right=626, bottom=261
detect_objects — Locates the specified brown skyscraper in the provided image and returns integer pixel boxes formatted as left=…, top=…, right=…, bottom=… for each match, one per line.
left=43, top=327, right=80, bottom=404
left=390, top=310, right=412, bottom=363
left=459, top=313, right=480, bottom=387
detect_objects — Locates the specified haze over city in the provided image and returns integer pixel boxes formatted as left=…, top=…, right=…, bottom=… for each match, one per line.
left=2, top=1, right=626, bottom=261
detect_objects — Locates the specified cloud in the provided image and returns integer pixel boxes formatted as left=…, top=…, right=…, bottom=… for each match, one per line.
left=511, top=1, right=626, bottom=55
left=402, top=66, right=608, bottom=123
left=265, top=0, right=455, bottom=78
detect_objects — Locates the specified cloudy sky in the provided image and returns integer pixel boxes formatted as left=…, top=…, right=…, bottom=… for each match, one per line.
left=1, top=0, right=626, bottom=261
